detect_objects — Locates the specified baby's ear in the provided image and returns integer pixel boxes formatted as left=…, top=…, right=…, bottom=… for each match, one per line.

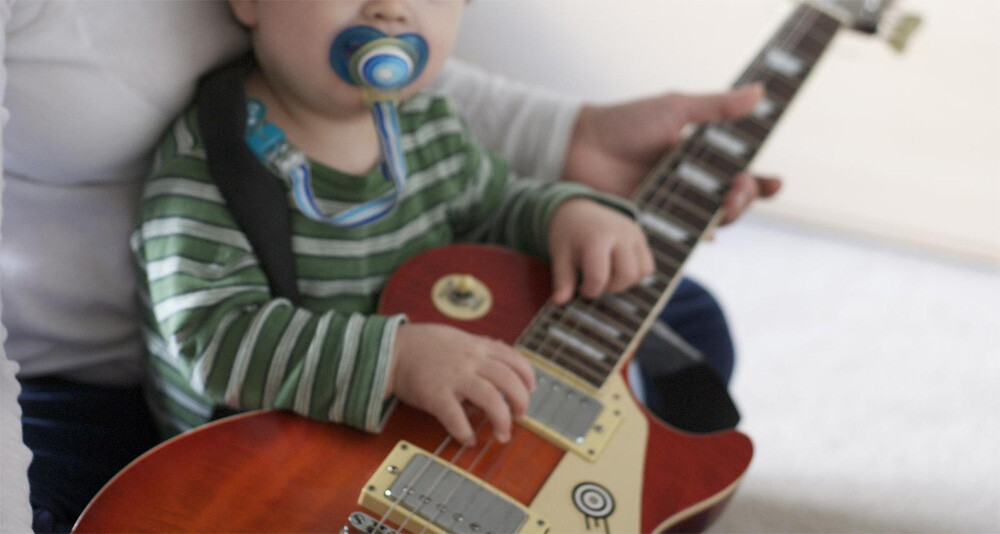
left=228, top=0, right=260, bottom=28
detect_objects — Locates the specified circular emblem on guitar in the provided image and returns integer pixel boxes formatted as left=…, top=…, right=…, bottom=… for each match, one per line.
left=431, top=274, right=493, bottom=321
left=573, top=482, right=615, bottom=519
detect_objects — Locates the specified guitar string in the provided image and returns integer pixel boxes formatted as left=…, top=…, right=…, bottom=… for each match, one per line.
left=371, top=7, right=832, bottom=534
left=374, top=411, right=509, bottom=534
left=392, top=427, right=493, bottom=534
left=534, top=4, right=819, bottom=392
left=370, top=416, right=484, bottom=534
left=414, top=427, right=500, bottom=534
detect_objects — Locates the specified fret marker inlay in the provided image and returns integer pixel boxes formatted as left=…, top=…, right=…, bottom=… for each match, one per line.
left=602, top=294, right=639, bottom=316
left=567, top=307, right=623, bottom=339
left=676, top=161, right=723, bottom=194
left=764, top=49, right=804, bottom=78
left=640, top=211, right=690, bottom=243
left=753, top=97, right=776, bottom=119
left=704, top=127, right=749, bottom=158
left=549, top=327, right=606, bottom=362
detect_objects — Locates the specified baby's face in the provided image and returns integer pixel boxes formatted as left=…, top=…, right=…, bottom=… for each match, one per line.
left=232, top=0, right=465, bottom=117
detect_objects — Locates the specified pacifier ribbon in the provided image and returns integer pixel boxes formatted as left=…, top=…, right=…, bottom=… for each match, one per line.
left=245, top=26, right=428, bottom=228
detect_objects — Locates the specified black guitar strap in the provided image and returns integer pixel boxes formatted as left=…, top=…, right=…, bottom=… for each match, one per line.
left=195, top=56, right=298, bottom=422
left=195, top=55, right=301, bottom=305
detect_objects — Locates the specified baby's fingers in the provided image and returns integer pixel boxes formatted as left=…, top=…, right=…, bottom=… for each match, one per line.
left=487, top=340, right=536, bottom=392
left=460, top=379, right=513, bottom=443
left=478, top=359, right=531, bottom=417
left=578, top=240, right=612, bottom=299
left=606, top=245, right=641, bottom=293
left=550, top=241, right=577, bottom=305
left=433, top=394, right=476, bottom=446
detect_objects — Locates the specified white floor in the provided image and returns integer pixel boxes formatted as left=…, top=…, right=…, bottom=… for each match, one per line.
left=682, top=216, right=1000, bottom=533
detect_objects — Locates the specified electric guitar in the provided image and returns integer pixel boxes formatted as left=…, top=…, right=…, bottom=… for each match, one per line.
left=73, top=2, right=918, bottom=533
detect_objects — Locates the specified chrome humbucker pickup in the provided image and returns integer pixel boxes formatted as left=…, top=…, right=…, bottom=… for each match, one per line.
left=517, top=353, right=626, bottom=462
left=360, top=442, right=549, bottom=534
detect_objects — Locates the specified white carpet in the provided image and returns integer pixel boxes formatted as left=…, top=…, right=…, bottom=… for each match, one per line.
left=684, top=217, right=1000, bottom=533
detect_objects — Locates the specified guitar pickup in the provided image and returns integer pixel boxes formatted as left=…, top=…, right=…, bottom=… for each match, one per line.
left=360, top=441, right=549, bottom=534
left=517, top=355, right=625, bottom=462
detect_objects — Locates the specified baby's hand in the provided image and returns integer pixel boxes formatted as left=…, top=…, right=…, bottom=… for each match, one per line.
left=388, top=323, right=536, bottom=445
left=548, top=198, right=655, bottom=304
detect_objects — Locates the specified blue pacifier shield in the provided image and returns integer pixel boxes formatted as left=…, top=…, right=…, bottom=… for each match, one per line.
left=330, top=26, right=428, bottom=90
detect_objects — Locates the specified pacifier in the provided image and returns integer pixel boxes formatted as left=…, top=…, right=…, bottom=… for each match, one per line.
left=247, top=26, right=430, bottom=228
left=330, top=25, right=429, bottom=100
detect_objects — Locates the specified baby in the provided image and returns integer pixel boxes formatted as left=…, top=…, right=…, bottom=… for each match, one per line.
left=132, top=0, right=653, bottom=445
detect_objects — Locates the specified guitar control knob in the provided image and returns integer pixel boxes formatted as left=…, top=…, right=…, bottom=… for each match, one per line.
left=432, top=274, right=493, bottom=321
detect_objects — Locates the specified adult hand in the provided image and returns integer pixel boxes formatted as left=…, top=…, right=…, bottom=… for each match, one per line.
left=563, top=84, right=782, bottom=224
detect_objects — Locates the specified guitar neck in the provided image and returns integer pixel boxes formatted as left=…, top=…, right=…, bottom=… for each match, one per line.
left=517, top=3, right=844, bottom=389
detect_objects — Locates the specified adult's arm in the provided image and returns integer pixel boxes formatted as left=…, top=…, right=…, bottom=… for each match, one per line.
left=434, top=59, right=781, bottom=225
left=431, top=58, right=580, bottom=183
left=0, top=0, right=36, bottom=530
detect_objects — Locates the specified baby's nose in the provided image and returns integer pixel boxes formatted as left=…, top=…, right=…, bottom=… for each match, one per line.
left=361, top=0, right=412, bottom=26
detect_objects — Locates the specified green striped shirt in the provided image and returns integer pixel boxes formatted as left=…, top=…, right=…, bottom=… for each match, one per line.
left=133, top=93, right=633, bottom=437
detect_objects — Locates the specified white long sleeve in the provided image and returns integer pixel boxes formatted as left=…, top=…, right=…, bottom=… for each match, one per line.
left=433, top=58, right=582, bottom=182
left=0, top=0, right=33, bottom=529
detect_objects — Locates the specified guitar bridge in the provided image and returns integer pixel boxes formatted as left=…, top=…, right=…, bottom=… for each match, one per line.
left=360, top=441, right=549, bottom=534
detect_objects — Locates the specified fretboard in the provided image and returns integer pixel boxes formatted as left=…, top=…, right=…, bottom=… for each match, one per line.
left=517, top=3, right=844, bottom=388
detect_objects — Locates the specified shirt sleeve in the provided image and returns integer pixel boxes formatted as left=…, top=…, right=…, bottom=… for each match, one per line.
left=439, top=101, right=637, bottom=259
left=431, top=58, right=582, bottom=183
left=132, top=112, right=402, bottom=434
left=0, top=2, right=37, bottom=532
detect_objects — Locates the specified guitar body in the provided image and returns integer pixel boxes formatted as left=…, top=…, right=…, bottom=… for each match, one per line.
left=75, top=245, right=751, bottom=533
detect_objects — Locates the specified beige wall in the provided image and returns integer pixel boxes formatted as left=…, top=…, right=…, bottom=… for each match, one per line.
left=456, top=0, right=1000, bottom=266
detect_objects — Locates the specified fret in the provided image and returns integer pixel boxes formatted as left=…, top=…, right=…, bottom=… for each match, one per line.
left=759, top=71, right=798, bottom=102
left=611, top=289, right=656, bottom=319
left=810, top=8, right=843, bottom=36
left=642, top=173, right=720, bottom=213
left=641, top=210, right=694, bottom=244
left=794, top=25, right=830, bottom=59
left=639, top=272, right=669, bottom=294
left=647, top=230, right=691, bottom=263
left=522, top=327, right=610, bottom=368
left=703, top=126, right=752, bottom=159
left=658, top=184, right=715, bottom=220
left=566, top=301, right=641, bottom=340
left=752, top=97, right=778, bottom=120
left=643, top=199, right=705, bottom=239
left=600, top=293, right=641, bottom=319
left=635, top=171, right=675, bottom=207
left=709, top=123, right=764, bottom=167
left=538, top=308, right=629, bottom=353
left=674, top=160, right=726, bottom=195
left=730, top=116, right=771, bottom=145
left=523, top=332, right=613, bottom=387
left=588, top=299, right=644, bottom=332
left=548, top=325, right=614, bottom=362
left=763, top=48, right=806, bottom=79
left=647, top=237, right=688, bottom=272
left=684, top=146, right=744, bottom=187
left=665, top=199, right=713, bottom=233
left=625, top=279, right=664, bottom=306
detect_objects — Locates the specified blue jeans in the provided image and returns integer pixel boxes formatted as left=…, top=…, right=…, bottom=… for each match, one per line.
left=654, top=277, right=735, bottom=384
left=18, top=376, right=160, bottom=533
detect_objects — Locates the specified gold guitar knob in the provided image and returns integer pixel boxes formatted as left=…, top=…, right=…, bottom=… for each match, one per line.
left=431, top=274, right=493, bottom=321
